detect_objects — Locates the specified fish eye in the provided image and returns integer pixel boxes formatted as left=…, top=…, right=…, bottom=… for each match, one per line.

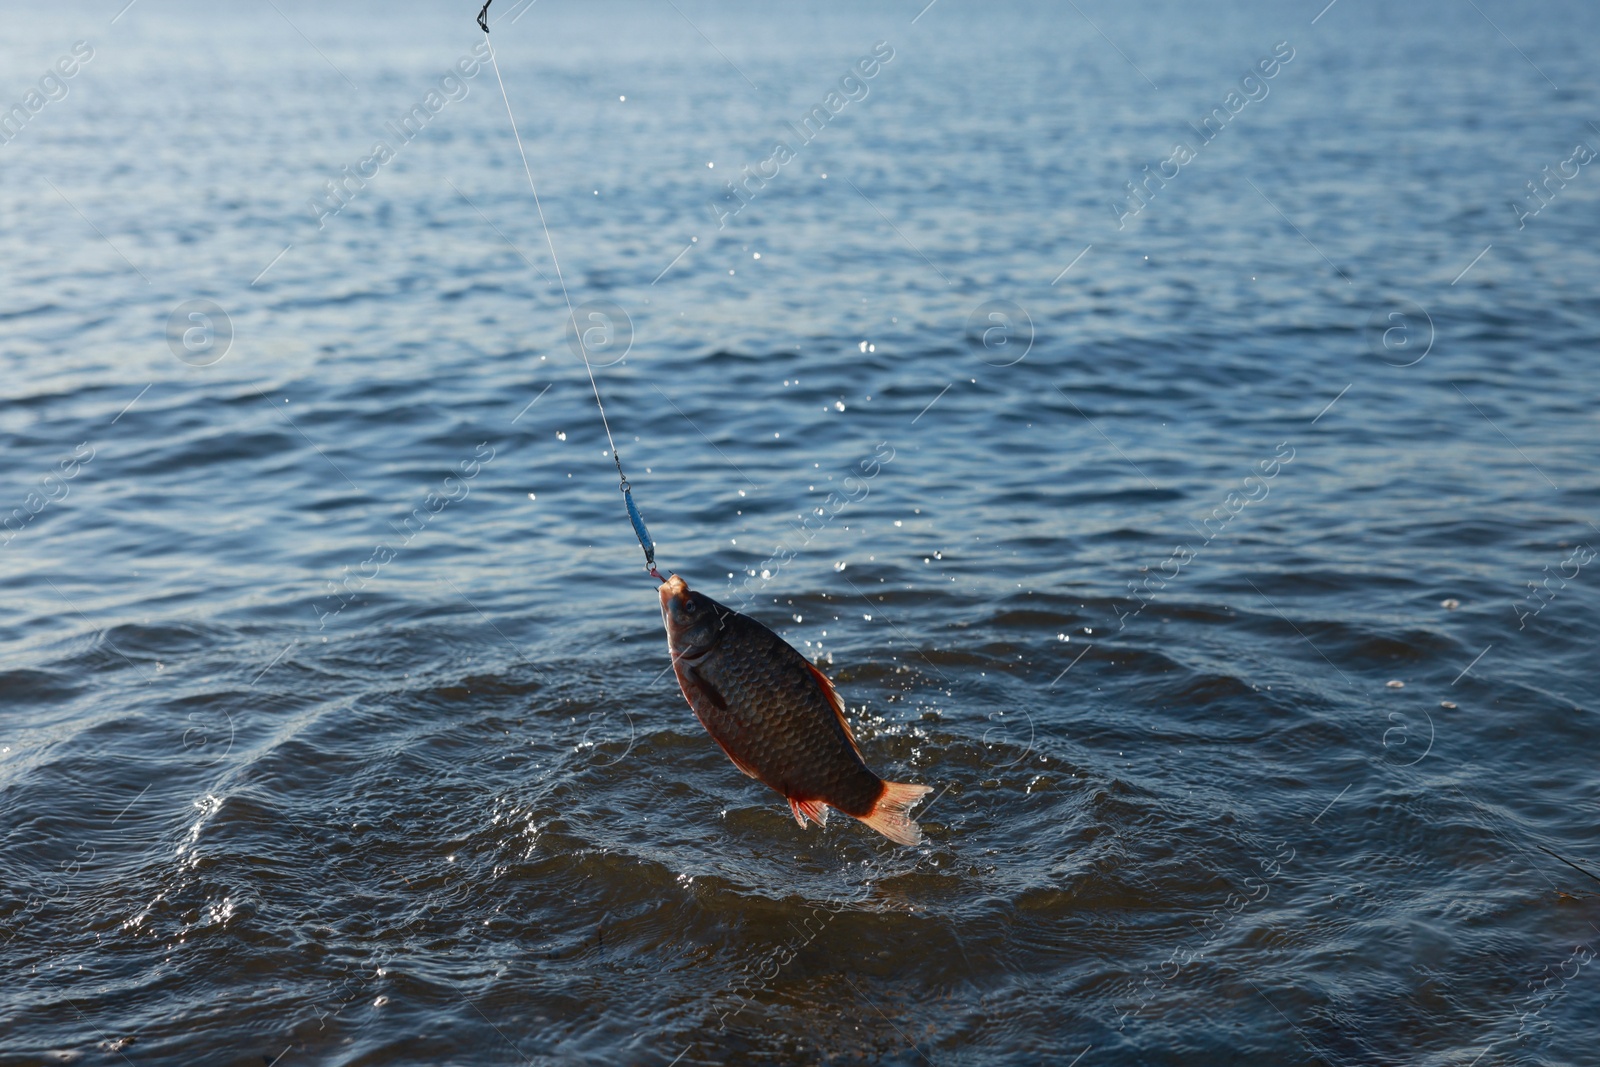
left=681, top=600, right=697, bottom=615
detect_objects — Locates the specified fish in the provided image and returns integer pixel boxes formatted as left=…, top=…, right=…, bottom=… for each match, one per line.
left=659, top=573, right=932, bottom=846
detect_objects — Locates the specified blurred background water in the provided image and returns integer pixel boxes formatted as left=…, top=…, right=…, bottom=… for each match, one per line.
left=3, top=0, right=1599, bottom=1063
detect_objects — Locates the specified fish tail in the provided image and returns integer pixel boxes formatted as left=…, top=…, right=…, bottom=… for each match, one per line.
left=856, top=780, right=933, bottom=846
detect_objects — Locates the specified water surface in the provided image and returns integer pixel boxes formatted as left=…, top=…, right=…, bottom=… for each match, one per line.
left=3, top=1, right=1600, bottom=1063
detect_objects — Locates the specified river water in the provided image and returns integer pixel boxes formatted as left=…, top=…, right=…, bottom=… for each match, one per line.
left=3, top=1, right=1599, bottom=1064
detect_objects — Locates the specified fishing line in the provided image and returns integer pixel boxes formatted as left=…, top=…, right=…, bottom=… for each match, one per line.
left=478, top=1, right=663, bottom=583
left=1538, top=844, right=1600, bottom=891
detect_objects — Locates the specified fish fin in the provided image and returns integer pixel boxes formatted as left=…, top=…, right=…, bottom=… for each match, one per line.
left=855, top=780, right=933, bottom=846
left=682, top=667, right=757, bottom=777
left=788, top=796, right=829, bottom=828
left=686, top=666, right=729, bottom=711
left=708, top=735, right=761, bottom=780
left=805, top=662, right=862, bottom=759
left=681, top=671, right=761, bottom=780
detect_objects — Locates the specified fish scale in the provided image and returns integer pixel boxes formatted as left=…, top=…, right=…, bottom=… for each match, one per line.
left=659, top=573, right=931, bottom=845
left=697, top=613, right=882, bottom=815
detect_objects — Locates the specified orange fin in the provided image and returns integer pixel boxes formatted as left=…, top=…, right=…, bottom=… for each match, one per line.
left=685, top=665, right=729, bottom=710
left=709, top=734, right=761, bottom=780
left=788, top=796, right=830, bottom=828
left=805, top=662, right=862, bottom=759
left=720, top=742, right=761, bottom=777
left=680, top=666, right=759, bottom=779
left=855, top=780, right=932, bottom=846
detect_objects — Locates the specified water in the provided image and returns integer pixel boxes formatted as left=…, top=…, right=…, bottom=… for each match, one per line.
left=4, top=0, right=1599, bottom=1063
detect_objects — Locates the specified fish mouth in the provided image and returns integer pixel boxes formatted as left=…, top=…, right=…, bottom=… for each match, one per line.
left=658, top=573, right=689, bottom=611
left=659, top=573, right=691, bottom=635
left=659, top=573, right=722, bottom=662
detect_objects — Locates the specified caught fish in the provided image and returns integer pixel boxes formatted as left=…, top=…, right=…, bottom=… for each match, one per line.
left=659, top=573, right=931, bottom=845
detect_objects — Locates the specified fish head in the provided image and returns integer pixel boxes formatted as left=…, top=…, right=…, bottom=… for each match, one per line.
left=659, top=573, right=725, bottom=657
